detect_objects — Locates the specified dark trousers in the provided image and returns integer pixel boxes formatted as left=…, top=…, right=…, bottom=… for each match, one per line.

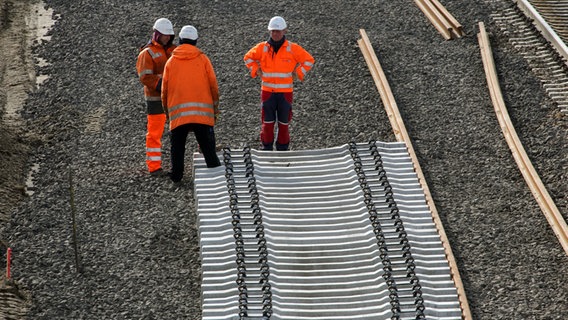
left=170, top=123, right=220, bottom=182
left=260, top=91, right=293, bottom=151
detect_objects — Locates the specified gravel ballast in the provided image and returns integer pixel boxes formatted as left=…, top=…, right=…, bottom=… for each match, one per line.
left=2, top=0, right=568, bottom=319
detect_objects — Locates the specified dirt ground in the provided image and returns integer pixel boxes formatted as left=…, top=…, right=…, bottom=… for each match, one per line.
left=0, top=0, right=30, bottom=220
left=0, top=0, right=43, bottom=317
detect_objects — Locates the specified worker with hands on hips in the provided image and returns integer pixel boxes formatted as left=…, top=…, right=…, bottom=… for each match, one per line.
left=244, top=16, right=315, bottom=151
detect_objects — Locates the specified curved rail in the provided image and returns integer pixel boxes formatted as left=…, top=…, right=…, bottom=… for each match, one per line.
left=477, top=21, right=568, bottom=254
left=357, top=28, right=472, bottom=320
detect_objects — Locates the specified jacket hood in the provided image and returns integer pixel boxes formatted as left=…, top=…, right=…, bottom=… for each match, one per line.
left=171, top=44, right=201, bottom=60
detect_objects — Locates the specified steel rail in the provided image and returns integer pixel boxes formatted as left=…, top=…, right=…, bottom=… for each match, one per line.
left=357, top=28, right=472, bottom=320
left=414, top=0, right=464, bottom=40
left=514, top=0, right=568, bottom=65
left=477, top=21, right=568, bottom=255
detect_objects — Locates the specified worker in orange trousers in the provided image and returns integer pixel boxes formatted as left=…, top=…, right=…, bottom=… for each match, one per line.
left=136, top=18, right=176, bottom=175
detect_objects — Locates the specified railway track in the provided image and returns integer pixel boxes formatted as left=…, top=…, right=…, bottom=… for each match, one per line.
left=526, top=0, right=568, bottom=46
left=489, top=0, right=568, bottom=113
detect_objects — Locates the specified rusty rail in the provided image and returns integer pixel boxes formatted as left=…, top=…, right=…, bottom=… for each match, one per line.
left=415, top=0, right=464, bottom=40
left=357, top=28, right=472, bottom=320
left=478, top=21, right=568, bottom=255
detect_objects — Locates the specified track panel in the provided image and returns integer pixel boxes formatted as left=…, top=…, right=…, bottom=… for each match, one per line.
left=194, top=142, right=462, bottom=319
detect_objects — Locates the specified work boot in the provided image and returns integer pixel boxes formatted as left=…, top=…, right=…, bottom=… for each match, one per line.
left=149, top=168, right=166, bottom=177
left=261, top=143, right=273, bottom=151
left=171, top=180, right=183, bottom=191
left=276, top=143, right=289, bottom=151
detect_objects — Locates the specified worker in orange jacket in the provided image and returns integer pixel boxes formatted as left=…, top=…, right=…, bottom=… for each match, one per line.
left=136, top=18, right=176, bottom=176
left=162, top=25, right=221, bottom=183
left=244, top=16, right=315, bottom=151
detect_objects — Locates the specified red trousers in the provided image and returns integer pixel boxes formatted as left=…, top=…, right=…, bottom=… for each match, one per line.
left=260, top=91, right=293, bottom=151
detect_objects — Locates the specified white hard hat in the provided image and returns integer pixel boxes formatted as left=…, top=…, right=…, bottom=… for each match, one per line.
left=268, top=16, right=287, bottom=31
left=179, top=25, right=198, bottom=40
left=153, top=18, right=174, bottom=35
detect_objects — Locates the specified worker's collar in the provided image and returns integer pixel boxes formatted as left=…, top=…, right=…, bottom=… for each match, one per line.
left=179, top=38, right=197, bottom=46
left=268, top=35, right=286, bottom=54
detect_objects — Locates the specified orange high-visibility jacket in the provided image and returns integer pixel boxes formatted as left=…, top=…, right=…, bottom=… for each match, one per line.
left=161, top=44, right=219, bottom=130
left=244, top=39, right=315, bottom=93
left=136, top=40, right=175, bottom=113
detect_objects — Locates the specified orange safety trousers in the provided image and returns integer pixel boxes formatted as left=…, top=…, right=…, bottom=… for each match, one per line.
left=146, top=113, right=167, bottom=172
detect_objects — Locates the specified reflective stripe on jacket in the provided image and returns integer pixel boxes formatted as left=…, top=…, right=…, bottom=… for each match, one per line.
left=161, top=44, right=219, bottom=130
left=244, top=40, right=315, bottom=93
left=136, top=40, right=175, bottom=106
